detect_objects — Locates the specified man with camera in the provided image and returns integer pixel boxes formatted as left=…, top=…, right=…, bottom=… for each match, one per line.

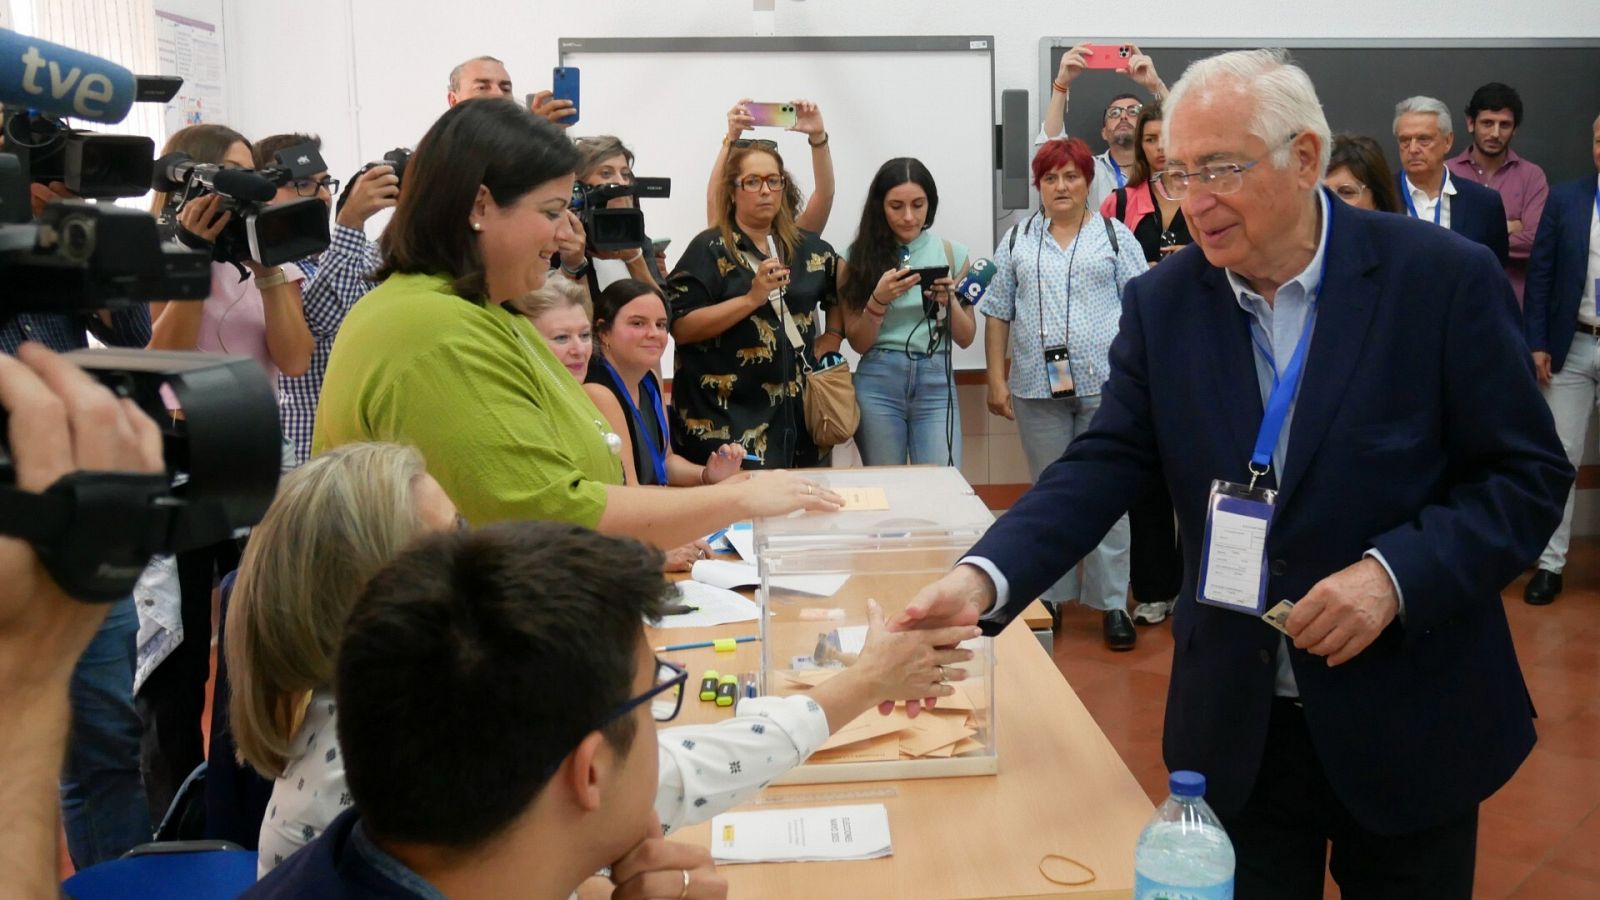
left=254, top=134, right=398, bottom=465
left=0, top=342, right=164, bottom=895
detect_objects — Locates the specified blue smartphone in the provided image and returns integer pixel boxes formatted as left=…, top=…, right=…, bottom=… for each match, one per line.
left=551, top=66, right=580, bottom=125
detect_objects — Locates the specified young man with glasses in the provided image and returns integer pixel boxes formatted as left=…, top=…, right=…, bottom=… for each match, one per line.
left=253, top=133, right=397, bottom=464
left=247, top=521, right=728, bottom=899
left=1038, top=42, right=1168, bottom=213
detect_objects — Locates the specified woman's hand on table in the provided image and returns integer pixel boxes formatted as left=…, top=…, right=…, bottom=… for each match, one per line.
left=663, top=540, right=715, bottom=573
left=728, top=470, right=842, bottom=518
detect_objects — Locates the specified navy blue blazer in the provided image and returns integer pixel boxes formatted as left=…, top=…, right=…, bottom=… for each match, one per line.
left=1525, top=177, right=1598, bottom=372
left=971, top=196, right=1570, bottom=835
left=1395, top=173, right=1510, bottom=267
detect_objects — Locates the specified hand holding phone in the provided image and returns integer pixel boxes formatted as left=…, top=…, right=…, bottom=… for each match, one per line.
left=550, top=66, right=580, bottom=125
left=1081, top=43, right=1134, bottom=70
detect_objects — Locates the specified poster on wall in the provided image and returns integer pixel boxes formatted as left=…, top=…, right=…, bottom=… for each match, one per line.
left=155, top=9, right=227, bottom=137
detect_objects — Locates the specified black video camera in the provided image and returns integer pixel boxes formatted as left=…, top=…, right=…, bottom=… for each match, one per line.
left=154, top=140, right=331, bottom=267
left=336, top=146, right=410, bottom=218
left=569, top=176, right=669, bottom=252
left=0, top=76, right=180, bottom=199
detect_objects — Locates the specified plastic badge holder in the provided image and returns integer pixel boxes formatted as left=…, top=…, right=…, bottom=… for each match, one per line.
left=755, top=466, right=998, bottom=783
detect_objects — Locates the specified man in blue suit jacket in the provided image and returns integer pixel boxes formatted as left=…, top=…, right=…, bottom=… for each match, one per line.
left=895, top=51, right=1570, bottom=898
left=1520, top=114, right=1600, bottom=607
left=1393, top=95, right=1512, bottom=267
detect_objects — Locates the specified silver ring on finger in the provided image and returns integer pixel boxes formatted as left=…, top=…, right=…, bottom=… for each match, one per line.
left=678, top=869, right=690, bottom=900
left=937, top=665, right=950, bottom=683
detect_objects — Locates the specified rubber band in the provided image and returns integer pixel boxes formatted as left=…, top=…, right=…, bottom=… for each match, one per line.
left=1037, top=854, right=1096, bottom=887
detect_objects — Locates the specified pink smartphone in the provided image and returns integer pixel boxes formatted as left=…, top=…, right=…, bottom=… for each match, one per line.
left=1082, top=43, right=1135, bottom=70
left=747, top=102, right=797, bottom=128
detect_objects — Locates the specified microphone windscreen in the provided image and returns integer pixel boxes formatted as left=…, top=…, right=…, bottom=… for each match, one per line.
left=0, top=29, right=136, bottom=124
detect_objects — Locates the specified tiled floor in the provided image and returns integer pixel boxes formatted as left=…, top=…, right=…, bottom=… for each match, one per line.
left=1051, top=539, right=1600, bottom=899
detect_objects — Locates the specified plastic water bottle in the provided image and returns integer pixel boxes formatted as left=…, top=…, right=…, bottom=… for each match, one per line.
left=1133, top=770, right=1236, bottom=900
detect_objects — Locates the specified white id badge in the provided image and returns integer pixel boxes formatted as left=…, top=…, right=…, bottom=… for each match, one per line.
left=1196, top=479, right=1276, bottom=615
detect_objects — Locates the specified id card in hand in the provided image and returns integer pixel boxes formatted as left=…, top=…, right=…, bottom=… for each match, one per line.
left=1196, top=479, right=1276, bottom=615
left=1043, top=345, right=1075, bottom=399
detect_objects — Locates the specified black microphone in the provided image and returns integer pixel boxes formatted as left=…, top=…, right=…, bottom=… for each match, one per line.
left=152, top=151, right=275, bottom=202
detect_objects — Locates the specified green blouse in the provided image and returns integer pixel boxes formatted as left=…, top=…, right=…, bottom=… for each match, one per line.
left=312, top=272, right=622, bottom=527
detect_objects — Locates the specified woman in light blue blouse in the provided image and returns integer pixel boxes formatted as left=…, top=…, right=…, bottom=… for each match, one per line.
left=836, top=158, right=976, bottom=466
left=979, top=138, right=1148, bottom=650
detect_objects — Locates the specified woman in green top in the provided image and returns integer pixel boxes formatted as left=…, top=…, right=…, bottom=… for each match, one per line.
left=313, top=99, right=840, bottom=545
left=835, top=158, right=975, bottom=467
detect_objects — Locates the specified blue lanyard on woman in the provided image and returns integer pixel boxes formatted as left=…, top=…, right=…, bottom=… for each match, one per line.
left=1402, top=170, right=1447, bottom=224
left=602, top=358, right=668, bottom=485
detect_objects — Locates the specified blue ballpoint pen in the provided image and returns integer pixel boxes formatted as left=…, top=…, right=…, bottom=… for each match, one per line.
left=654, top=635, right=758, bottom=653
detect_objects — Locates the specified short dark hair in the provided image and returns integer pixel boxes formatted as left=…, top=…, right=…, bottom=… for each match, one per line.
left=376, top=98, right=581, bottom=304
left=1466, top=82, right=1523, bottom=127
left=253, top=132, right=321, bottom=170
left=334, top=521, right=670, bottom=849
left=593, top=278, right=667, bottom=334
left=1106, top=92, right=1141, bottom=115
left=1327, top=133, right=1403, bottom=215
left=840, top=158, right=941, bottom=310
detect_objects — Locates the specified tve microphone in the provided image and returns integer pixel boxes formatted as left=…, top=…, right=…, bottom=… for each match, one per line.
left=0, top=29, right=136, bottom=124
left=954, top=258, right=997, bottom=307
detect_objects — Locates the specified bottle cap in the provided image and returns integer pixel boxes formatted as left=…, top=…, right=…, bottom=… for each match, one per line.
left=1169, top=770, right=1206, bottom=798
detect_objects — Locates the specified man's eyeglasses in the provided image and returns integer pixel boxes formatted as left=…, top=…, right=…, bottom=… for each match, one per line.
left=1155, top=133, right=1298, bottom=201
left=602, top=658, right=688, bottom=725
left=1105, top=104, right=1143, bottom=121
left=736, top=174, right=786, bottom=193
left=292, top=176, right=339, bottom=198
left=731, top=139, right=778, bottom=151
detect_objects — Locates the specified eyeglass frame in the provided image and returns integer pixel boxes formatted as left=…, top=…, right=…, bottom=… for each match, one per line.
left=731, top=138, right=778, bottom=151
left=735, top=174, right=786, bottom=193
left=1328, top=181, right=1369, bottom=201
left=292, top=175, right=340, bottom=198
left=1104, top=103, right=1143, bottom=121
left=1154, top=132, right=1301, bottom=201
left=601, top=657, right=688, bottom=726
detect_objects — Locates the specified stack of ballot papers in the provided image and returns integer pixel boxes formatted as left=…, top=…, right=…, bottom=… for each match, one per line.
left=782, top=668, right=987, bottom=762
left=710, top=804, right=893, bottom=864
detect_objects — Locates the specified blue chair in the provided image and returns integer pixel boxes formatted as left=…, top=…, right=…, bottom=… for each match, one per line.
left=61, top=842, right=257, bottom=899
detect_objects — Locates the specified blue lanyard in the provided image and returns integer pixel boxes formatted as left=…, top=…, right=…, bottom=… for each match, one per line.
left=1108, top=155, right=1126, bottom=189
left=602, top=359, right=668, bottom=485
left=1402, top=171, right=1447, bottom=224
left=1246, top=204, right=1333, bottom=486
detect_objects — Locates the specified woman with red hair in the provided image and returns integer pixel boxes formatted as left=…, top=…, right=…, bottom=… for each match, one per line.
left=976, top=138, right=1148, bottom=650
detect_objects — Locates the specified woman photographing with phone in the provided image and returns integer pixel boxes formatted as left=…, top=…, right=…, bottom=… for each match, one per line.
left=836, top=158, right=975, bottom=467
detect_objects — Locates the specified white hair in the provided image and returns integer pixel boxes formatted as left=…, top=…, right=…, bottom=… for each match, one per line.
left=1161, top=48, right=1332, bottom=175
left=1393, top=96, right=1453, bottom=137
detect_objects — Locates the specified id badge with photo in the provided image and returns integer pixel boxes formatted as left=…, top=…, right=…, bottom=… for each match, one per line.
left=1043, top=345, right=1075, bottom=399
left=1196, top=479, right=1276, bottom=615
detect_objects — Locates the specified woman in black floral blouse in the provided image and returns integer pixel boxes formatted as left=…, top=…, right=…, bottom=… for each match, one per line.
left=667, top=143, right=837, bottom=468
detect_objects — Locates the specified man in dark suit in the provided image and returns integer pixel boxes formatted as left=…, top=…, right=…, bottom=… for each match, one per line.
left=1393, top=95, right=1512, bottom=267
left=893, top=50, right=1571, bottom=898
left=1521, top=113, right=1600, bottom=607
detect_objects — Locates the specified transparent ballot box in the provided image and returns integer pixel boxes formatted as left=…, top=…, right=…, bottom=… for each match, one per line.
left=756, top=466, right=998, bottom=784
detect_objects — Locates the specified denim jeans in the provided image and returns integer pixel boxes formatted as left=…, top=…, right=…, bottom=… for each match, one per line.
left=853, top=347, right=962, bottom=467
left=60, top=597, right=152, bottom=866
left=1013, top=394, right=1131, bottom=611
left=1537, top=331, right=1600, bottom=572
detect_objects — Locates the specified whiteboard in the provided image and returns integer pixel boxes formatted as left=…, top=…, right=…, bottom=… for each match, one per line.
left=560, top=36, right=997, bottom=372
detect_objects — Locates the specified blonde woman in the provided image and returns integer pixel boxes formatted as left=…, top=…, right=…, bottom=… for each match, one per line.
left=225, top=443, right=459, bottom=876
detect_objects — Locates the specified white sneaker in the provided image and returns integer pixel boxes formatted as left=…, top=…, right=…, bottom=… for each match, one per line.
left=1132, top=599, right=1173, bottom=625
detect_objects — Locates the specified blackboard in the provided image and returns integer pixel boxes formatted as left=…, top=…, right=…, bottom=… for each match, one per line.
left=1040, top=39, right=1600, bottom=186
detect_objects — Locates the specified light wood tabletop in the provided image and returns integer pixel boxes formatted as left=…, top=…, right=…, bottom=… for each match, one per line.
left=620, top=610, right=1153, bottom=899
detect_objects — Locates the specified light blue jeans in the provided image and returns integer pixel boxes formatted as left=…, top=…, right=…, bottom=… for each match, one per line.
left=1537, top=332, right=1600, bottom=572
left=853, top=347, right=962, bottom=467
left=60, top=597, right=151, bottom=866
left=1013, top=394, right=1131, bottom=611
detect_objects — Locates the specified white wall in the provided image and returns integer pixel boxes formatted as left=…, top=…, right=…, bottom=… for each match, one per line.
left=219, top=0, right=1600, bottom=183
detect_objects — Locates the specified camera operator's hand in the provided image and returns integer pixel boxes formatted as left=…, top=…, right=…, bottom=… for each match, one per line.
left=28, top=181, right=75, bottom=219
left=0, top=343, right=163, bottom=677
left=557, top=210, right=589, bottom=274
left=177, top=192, right=232, bottom=245
left=336, top=164, right=400, bottom=230
left=726, top=97, right=754, bottom=140
left=528, top=90, right=577, bottom=127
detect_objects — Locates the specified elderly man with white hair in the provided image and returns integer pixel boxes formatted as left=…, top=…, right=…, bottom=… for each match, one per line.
left=894, top=49, right=1570, bottom=897
left=1393, top=95, right=1511, bottom=266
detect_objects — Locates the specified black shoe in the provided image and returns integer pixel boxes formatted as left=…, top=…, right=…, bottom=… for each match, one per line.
left=1524, top=569, right=1563, bottom=606
left=1103, top=609, right=1137, bottom=651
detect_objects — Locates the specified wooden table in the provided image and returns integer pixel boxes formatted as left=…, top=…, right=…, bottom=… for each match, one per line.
left=638, top=611, right=1152, bottom=899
